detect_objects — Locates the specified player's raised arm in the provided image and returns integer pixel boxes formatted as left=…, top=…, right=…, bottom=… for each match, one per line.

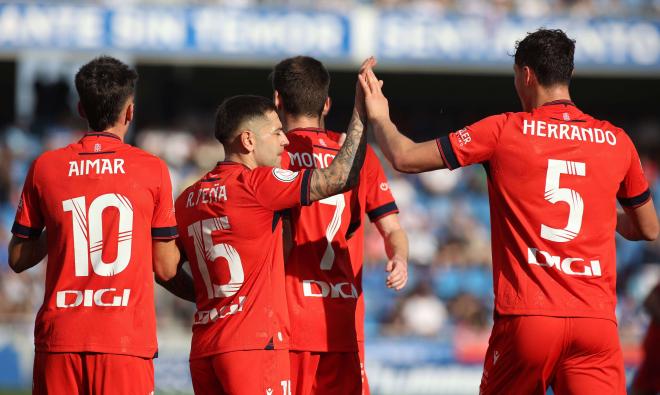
left=307, top=58, right=374, bottom=202
left=360, top=67, right=445, bottom=174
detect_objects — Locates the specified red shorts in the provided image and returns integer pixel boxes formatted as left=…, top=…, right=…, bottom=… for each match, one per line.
left=479, top=316, right=625, bottom=395
left=632, top=321, right=660, bottom=393
left=190, top=350, right=290, bottom=395
left=289, top=350, right=362, bottom=395
left=358, top=342, right=370, bottom=395
left=32, top=352, right=154, bottom=395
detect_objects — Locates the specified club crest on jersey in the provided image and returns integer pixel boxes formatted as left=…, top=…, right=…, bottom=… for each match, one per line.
left=272, top=168, right=299, bottom=183
left=379, top=182, right=389, bottom=191
left=94, top=143, right=102, bottom=152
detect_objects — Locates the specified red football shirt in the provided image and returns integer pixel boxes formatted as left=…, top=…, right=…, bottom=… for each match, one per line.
left=12, top=132, right=178, bottom=358
left=175, top=161, right=313, bottom=359
left=281, top=128, right=398, bottom=352
left=437, top=101, right=651, bottom=322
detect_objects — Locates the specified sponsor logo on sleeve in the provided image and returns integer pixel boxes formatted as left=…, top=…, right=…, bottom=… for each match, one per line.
left=457, top=128, right=471, bottom=146
left=272, top=168, right=299, bottom=183
left=379, top=182, right=389, bottom=191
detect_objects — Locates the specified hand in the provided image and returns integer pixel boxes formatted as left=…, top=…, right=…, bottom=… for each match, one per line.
left=385, top=255, right=408, bottom=291
left=358, top=65, right=389, bottom=123
left=354, top=57, right=377, bottom=122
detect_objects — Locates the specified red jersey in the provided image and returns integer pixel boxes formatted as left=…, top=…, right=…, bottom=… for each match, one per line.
left=281, top=128, right=398, bottom=352
left=12, top=132, right=178, bottom=358
left=437, top=101, right=651, bottom=322
left=175, top=162, right=313, bottom=359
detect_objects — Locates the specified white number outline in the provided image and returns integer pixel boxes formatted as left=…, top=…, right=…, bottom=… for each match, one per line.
left=318, top=194, right=345, bottom=270
left=62, top=194, right=134, bottom=277
left=540, top=159, right=586, bottom=242
left=187, top=217, right=244, bottom=299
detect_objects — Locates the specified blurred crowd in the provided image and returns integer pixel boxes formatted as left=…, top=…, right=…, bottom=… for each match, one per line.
left=18, top=0, right=660, bottom=17
left=1, top=102, right=659, bottom=357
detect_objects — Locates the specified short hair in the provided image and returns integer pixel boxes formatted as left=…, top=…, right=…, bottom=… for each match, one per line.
left=74, top=56, right=138, bottom=131
left=270, top=56, right=330, bottom=118
left=214, top=95, right=277, bottom=145
left=514, top=29, right=575, bottom=87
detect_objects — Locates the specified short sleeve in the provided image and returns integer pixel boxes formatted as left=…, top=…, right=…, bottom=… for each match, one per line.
left=12, top=159, right=45, bottom=239
left=364, top=147, right=398, bottom=222
left=617, top=138, right=651, bottom=208
left=436, top=114, right=507, bottom=170
left=151, top=160, right=178, bottom=239
left=248, top=167, right=313, bottom=211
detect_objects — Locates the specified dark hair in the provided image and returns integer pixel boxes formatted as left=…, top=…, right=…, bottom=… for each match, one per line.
left=214, top=95, right=277, bottom=145
left=270, top=56, right=330, bottom=118
left=514, top=29, right=575, bottom=87
left=74, top=56, right=138, bottom=131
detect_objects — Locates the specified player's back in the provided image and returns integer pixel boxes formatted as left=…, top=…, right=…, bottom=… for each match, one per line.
left=282, top=129, right=359, bottom=352
left=450, top=101, right=650, bottom=321
left=14, top=132, right=176, bottom=358
left=175, top=161, right=308, bottom=358
left=282, top=128, right=398, bottom=352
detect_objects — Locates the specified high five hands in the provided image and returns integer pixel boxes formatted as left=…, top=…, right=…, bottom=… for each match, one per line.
left=358, top=58, right=389, bottom=124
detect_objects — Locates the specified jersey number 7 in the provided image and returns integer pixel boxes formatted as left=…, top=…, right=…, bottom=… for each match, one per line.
left=319, top=194, right=345, bottom=271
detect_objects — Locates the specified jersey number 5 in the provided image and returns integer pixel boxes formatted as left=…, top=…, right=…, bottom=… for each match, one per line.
left=540, top=159, right=586, bottom=242
left=62, top=194, right=134, bottom=277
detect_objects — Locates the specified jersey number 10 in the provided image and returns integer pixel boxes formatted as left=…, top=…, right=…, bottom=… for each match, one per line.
left=62, top=194, right=134, bottom=277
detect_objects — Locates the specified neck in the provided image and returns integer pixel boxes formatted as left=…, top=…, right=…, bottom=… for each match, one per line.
left=95, top=125, right=127, bottom=142
left=225, top=152, right=257, bottom=170
left=281, top=113, right=324, bottom=132
left=530, top=84, right=572, bottom=110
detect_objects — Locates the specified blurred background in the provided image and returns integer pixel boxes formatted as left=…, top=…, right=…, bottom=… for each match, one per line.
left=0, top=1, right=659, bottom=394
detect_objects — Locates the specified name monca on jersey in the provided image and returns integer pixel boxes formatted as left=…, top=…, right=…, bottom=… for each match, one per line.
left=288, top=151, right=336, bottom=169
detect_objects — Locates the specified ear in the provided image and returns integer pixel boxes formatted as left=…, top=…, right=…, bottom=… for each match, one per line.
left=77, top=101, right=87, bottom=120
left=274, top=90, right=283, bottom=110
left=322, top=97, right=331, bottom=117
left=124, top=102, right=134, bottom=124
left=239, top=130, right=255, bottom=153
left=523, top=66, right=536, bottom=86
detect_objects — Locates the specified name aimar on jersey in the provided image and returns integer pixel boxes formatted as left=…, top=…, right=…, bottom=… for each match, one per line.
left=522, top=120, right=617, bottom=146
left=527, top=247, right=602, bottom=277
left=68, top=159, right=126, bottom=176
